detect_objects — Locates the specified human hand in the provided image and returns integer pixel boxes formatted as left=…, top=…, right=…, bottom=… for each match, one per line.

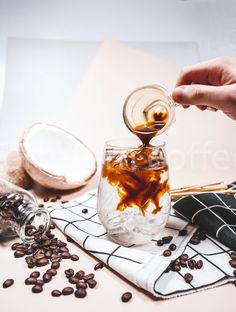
left=172, top=56, right=236, bottom=120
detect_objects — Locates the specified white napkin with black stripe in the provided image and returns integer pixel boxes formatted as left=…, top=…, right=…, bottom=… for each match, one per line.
left=48, top=182, right=236, bottom=298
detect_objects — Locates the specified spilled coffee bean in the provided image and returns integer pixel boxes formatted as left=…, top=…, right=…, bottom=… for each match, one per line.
left=184, top=273, right=193, bottom=283
left=2, top=279, right=14, bottom=288
left=62, top=287, right=74, bottom=295
left=32, top=285, right=43, bottom=293
left=51, top=289, right=61, bottom=297
left=94, top=262, right=104, bottom=270
left=121, top=292, right=132, bottom=303
left=75, top=288, right=87, bottom=298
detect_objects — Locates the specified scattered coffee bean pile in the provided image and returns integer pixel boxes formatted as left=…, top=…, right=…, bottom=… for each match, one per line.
left=2, top=195, right=133, bottom=302
left=162, top=229, right=236, bottom=286
left=5, top=220, right=103, bottom=298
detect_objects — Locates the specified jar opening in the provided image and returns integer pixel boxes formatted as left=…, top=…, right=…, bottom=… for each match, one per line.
left=18, top=208, right=50, bottom=243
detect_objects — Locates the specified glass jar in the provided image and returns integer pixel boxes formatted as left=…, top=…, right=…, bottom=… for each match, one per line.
left=97, top=139, right=171, bottom=246
left=0, top=178, right=50, bottom=243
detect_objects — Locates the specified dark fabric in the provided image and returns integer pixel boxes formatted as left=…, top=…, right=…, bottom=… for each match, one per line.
left=173, top=182, right=236, bottom=250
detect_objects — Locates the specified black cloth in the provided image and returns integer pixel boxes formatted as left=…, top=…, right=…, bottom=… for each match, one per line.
left=173, top=182, right=236, bottom=250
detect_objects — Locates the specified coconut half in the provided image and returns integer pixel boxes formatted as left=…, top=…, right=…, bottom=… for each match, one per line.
left=19, top=123, right=97, bottom=190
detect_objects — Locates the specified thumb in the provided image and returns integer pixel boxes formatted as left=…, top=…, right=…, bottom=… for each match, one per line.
left=172, top=84, right=234, bottom=110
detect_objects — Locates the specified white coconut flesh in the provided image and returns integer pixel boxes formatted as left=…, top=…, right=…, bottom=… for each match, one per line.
left=19, top=123, right=97, bottom=189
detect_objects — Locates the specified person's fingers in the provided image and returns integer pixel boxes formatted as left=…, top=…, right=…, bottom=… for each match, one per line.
left=182, top=104, right=190, bottom=109
left=206, top=107, right=218, bottom=112
left=197, top=105, right=207, bottom=111
left=175, top=56, right=236, bottom=87
left=172, top=84, right=236, bottom=111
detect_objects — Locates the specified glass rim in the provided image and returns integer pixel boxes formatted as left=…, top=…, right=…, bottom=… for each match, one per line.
left=19, top=208, right=50, bottom=243
left=105, top=138, right=166, bottom=149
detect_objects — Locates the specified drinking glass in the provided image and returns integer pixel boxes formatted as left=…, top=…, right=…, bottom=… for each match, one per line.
left=97, top=138, right=171, bottom=246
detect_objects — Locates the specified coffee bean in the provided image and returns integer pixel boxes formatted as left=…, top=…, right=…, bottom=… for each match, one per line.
left=16, top=245, right=27, bottom=252
left=31, top=243, right=38, bottom=250
left=70, top=254, right=79, bottom=261
left=69, top=277, right=79, bottom=284
left=32, top=285, right=43, bottom=293
left=25, top=248, right=34, bottom=255
left=230, top=251, right=236, bottom=260
left=36, top=258, right=49, bottom=267
left=157, top=239, right=164, bottom=246
left=229, top=260, right=236, bottom=268
left=56, top=195, right=61, bottom=200
left=94, top=262, right=104, bottom=270
left=188, top=260, right=196, bottom=270
left=51, top=289, right=61, bottom=297
left=46, top=269, right=57, bottom=276
left=121, top=292, right=132, bottom=303
left=45, top=251, right=52, bottom=258
left=83, top=273, right=95, bottom=281
left=195, top=260, right=203, bottom=269
left=2, top=279, right=14, bottom=288
left=11, top=242, right=20, bottom=250
left=87, top=279, right=97, bottom=288
left=43, top=198, right=49, bottom=202
left=75, top=270, right=85, bottom=280
left=74, top=288, right=87, bottom=298
left=50, top=198, right=57, bottom=202
left=180, top=254, right=189, bottom=261
left=61, top=252, right=71, bottom=259
left=169, top=244, right=176, bottom=251
left=179, top=259, right=187, bottom=268
left=82, top=208, right=88, bottom=214
left=34, top=252, right=45, bottom=260
left=197, top=229, right=207, bottom=240
left=57, top=240, right=67, bottom=247
left=51, top=262, right=60, bottom=270
left=14, top=250, right=25, bottom=258
left=172, top=264, right=181, bottom=272
left=162, top=236, right=173, bottom=244
left=25, top=255, right=36, bottom=264
left=25, top=277, right=37, bottom=285
left=30, top=271, right=40, bottom=278
left=178, top=229, right=187, bottom=236
left=42, top=273, right=52, bottom=283
left=61, top=200, right=69, bottom=204
left=65, top=269, right=74, bottom=278
left=184, top=273, right=193, bottom=283
left=59, top=246, right=69, bottom=253
left=190, top=236, right=200, bottom=245
left=28, top=263, right=35, bottom=269
left=76, top=281, right=87, bottom=289
left=36, top=279, right=44, bottom=286
left=50, top=255, right=61, bottom=263
left=163, top=249, right=171, bottom=257
left=62, top=287, right=74, bottom=295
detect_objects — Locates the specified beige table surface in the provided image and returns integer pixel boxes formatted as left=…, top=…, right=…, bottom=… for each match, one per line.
left=1, top=41, right=236, bottom=311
